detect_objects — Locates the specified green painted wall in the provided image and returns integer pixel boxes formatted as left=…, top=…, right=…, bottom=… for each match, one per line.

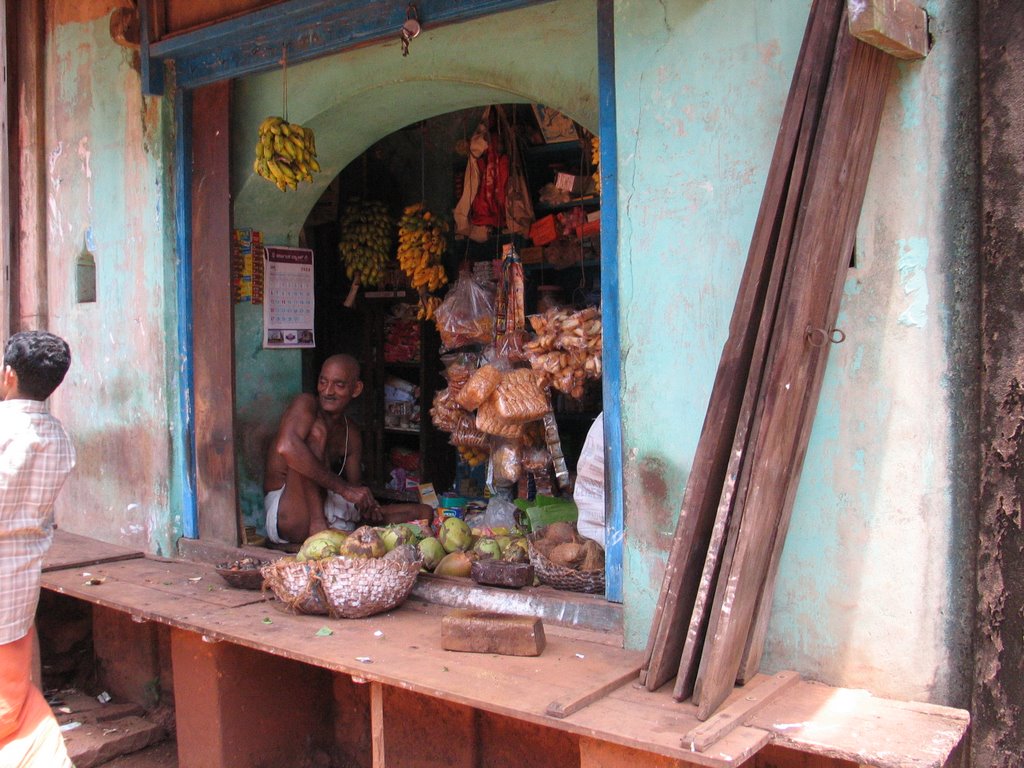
left=612, top=0, right=974, bottom=706
left=43, top=5, right=182, bottom=557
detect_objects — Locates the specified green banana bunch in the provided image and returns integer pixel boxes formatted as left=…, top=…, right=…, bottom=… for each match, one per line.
left=253, top=115, right=321, bottom=192
left=337, top=198, right=394, bottom=288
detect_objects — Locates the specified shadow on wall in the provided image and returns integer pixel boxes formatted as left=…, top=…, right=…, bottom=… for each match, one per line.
left=235, top=394, right=288, bottom=529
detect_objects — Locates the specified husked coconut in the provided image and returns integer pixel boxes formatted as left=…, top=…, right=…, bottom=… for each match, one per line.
left=549, top=541, right=585, bottom=569
left=540, top=521, right=578, bottom=546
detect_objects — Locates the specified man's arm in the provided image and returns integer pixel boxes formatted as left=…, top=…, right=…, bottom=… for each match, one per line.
left=342, top=429, right=385, bottom=521
left=273, top=396, right=374, bottom=511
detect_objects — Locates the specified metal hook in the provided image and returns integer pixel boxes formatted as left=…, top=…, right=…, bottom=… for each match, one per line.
left=401, top=3, right=421, bottom=57
left=806, top=325, right=846, bottom=347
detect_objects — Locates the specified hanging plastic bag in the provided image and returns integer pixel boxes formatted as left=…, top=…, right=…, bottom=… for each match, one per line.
left=433, top=271, right=495, bottom=349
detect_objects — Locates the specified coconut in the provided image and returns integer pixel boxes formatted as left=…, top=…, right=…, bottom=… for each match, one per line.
left=540, top=521, right=578, bottom=546
left=580, top=539, right=605, bottom=572
left=337, top=525, right=387, bottom=559
left=383, top=543, right=422, bottom=564
left=502, top=537, right=530, bottom=564
left=418, top=536, right=447, bottom=571
left=433, top=551, right=474, bottom=578
left=398, top=522, right=431, bottom=543
left=549, top=541, right=585, bottom=569
left=379, top=524, right=416, bottom=552
left=298, top=529, right=348, bottom=561
left=472, top=537, right=502, bottom=561
left=438, top=517, right=473, bottom=553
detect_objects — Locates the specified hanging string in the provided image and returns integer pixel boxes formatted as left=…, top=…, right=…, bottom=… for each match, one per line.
left=281, top=47, right=289, bottom=122
left=420, top=122, right=426, bottom=204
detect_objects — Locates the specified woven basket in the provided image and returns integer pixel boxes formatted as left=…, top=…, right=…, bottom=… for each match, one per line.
left=261, top=559, right=329, bottom=615
left=318, top=556, right=422, bottom=619
left=527, top=535, right=605, bottom=595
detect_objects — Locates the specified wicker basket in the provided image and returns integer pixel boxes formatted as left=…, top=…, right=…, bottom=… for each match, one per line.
left=261, top=559, right=329, bottom=615
left=318, top=556, right=422, bottom=619
left=527, top=535, right=605, bottom=595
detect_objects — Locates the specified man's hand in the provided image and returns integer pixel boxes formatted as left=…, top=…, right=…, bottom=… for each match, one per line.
left=336, top=483, right=379, bottom=515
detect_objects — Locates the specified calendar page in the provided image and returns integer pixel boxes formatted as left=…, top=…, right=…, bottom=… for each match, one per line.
left=263, top=246, right=315, bottom=349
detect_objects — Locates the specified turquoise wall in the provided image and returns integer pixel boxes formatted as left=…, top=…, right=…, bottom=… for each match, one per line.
left=612, top=0, right=973, bottom=705
left=43, top=3, right=182, bottom=557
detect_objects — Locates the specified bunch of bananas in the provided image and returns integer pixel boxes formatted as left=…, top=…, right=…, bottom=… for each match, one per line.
left=338, top=198, right=393, bottom=288
left=590, top=135, right=601, bottom=195
left=457, top=445, right=488, bottom=468
left=253, top=116, right=320, bottom=191
left=397, top=203, right=449, bottom=320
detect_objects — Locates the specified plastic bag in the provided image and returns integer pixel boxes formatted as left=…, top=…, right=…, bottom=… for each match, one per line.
left=483, top=496, right=519, bottom=530
left=455, top=363, right=502, bottom=411
left=449, top=413, right=489, bottom=449
left=494, top=368, right=548, bottom=423
left=490, top=438, right=522, bottom=487
left=476, top=396, right=525, bottom=439
left=434, top=272, right=495, bottom=349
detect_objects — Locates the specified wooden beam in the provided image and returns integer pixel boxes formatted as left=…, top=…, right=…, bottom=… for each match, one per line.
left=143, top=0, right=559, bottom=90
left=681, top=671, right=799, bottom=753
left=546, top=664, right=641, bottom=718
left=692, top=17, right=895, bottom=720
left=371, top=681, right=385, bottom=768
left=847, top=0, right=929, bottom=61
left=191, top=81, right=241, bottom=546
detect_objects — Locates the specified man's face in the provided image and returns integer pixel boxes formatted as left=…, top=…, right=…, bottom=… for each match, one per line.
left=317, top=360, right=362, bottom=414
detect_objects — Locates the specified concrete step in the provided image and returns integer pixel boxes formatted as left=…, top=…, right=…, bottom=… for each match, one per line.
left=50, top=690, right=167, bottom=768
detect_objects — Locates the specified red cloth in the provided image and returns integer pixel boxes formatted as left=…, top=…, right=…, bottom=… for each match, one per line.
left=0, top=629, right=72, bottom=767
left=469, top=151, right=509, bottom=228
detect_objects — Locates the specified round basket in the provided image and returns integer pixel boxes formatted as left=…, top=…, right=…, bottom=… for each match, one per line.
left=527, top=535, right=605, bottom=595
left=261, top=559, right=329, bottom=615
left=216, top=559, right=269, bottom=590
left=318, top=556, right=422, bottom=619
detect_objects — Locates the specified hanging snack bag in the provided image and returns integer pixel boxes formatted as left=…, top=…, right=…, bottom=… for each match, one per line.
left=476, top=396, right=525, bottom=440
left=494, top=367, right=549, bottom=424
left=450, top=413, right=490, bottom=450
left=434, top=271, right=495, bottom=350
left=490, top=438, right=523, bottom=487
left=430, top=388, right=465, bottom=432
left=455, top=363, right=503, bottom=411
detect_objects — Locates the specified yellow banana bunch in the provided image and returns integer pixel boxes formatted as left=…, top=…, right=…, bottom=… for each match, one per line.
left=457, top=445, right=488, bottom=467
left=590, top=135, right=601, bottom=195
left=397, top=202, right=449, bottom=319
left=338, top=198, right=393, bottom=288
left=253, top=115, right=321, bottom=192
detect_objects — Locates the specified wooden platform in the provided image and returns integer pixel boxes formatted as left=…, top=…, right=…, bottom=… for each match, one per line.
left=39, top=532, right=969, bottom=768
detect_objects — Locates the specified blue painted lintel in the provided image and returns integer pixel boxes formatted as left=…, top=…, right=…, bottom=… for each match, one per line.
left=145, top=0, right=556, bottom=91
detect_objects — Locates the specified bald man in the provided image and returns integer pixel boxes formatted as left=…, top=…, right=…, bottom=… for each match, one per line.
left=263, top=354, right=430, bottom=544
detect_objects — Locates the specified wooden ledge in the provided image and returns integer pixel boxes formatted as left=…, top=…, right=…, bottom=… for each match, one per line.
left=42, top=534, right=969, bottom=767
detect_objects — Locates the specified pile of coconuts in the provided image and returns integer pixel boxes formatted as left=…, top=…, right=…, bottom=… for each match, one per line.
left=531, top=521, right=605, bottom=573
left=293, top=518, right=531, bottom=579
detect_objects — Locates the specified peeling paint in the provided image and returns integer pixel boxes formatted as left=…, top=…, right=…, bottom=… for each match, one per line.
left=896, top=237, right=930, bottom=327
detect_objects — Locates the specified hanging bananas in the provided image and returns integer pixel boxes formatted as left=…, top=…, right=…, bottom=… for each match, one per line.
left=397, top=203, right=449, bottom=320
left=253, top=116, right=321, bottom=192
left=590, top=135, right=601, bottom=195
left=457, top=445, right=489, bottom=468
left=338, top=198, right=393, bottom=289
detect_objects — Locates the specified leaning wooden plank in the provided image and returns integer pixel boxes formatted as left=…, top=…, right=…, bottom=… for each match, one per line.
left=847, top=0, right=929, bottom=61
left=547, top=664, right=642, bottom=718
left=639, top=0, right=844, bottom=694
left=682, top=671, right=799, bottom=752
left=693, top=21, right=895, bottom=720
left=670, top=0, right=846, bottom=702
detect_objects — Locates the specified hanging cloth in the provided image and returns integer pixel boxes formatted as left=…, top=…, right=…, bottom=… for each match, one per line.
left=453, top=111, right=492, bottom=242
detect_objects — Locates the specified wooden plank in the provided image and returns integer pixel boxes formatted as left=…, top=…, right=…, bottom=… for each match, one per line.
left=847, top=0, right=928, bottom=61
left=693, top=18, right=895, bottom=721
left=43, top=530, right=144, bottom=572
left=371, top=681, right=385, bottom=768
left=643, top=0, right=845, bottom=694
left=682, top=671, right=799, bottom=752
left=747, top=681, right=970, bottom=768
left=682, top=0, right=846, bottom=701
left=43, top=557, right=268, bottom=609
left=191, top=80, right=241, bottom=546
left=547, top=664, right=642, bottom=718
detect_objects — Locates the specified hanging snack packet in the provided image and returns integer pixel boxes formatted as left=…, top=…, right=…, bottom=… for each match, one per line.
left=434, top=271, right=495, bottom=350
left=455, top=363, right=503, bottom=411
left=494, top=368, right=549, bottom=424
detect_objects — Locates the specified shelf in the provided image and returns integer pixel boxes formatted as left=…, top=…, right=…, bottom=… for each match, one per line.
left=385, top=426, right=420, bottom=435
left=535, top=197, right=599, bottom=214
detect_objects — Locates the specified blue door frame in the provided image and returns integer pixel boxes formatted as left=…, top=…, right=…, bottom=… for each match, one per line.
left=154, top=0, right=624, bottom=601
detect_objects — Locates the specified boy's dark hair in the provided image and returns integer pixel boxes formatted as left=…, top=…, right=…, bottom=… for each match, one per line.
left=3, top=331, right=72, bottom=401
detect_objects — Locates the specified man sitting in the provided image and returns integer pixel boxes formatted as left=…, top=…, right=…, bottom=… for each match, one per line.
left=263, top=354, right=430, bottom=544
